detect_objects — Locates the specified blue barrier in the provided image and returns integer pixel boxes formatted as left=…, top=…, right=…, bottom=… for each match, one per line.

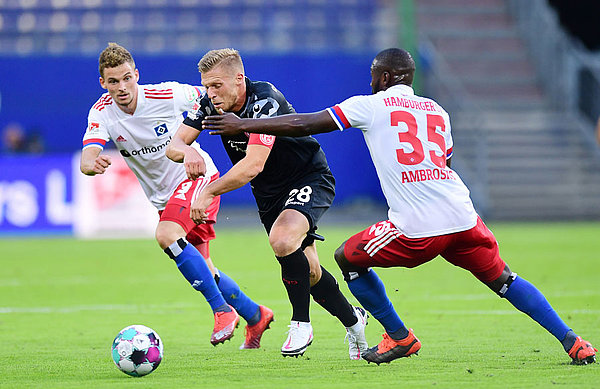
left=0, top=54, right=386, bottom=235
left=0, top=154, right=73, bottom=235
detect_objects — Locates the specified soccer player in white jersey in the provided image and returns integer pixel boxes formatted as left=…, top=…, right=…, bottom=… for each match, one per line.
left=80, top=43, right=274, bottom=349
left=201, top=48, right=597, bottom=365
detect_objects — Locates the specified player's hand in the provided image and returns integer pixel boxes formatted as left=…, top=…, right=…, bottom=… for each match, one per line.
left=183, top=147, right=206, bottom=180
left=190, top=193, right=213, bottom=224
left=92, top=155, right=111, bottom=174
left=202, top=112, right=244, bottom=136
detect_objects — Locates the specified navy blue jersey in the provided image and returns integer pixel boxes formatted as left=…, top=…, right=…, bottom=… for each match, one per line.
left=183, top=77, right=330, bottom=199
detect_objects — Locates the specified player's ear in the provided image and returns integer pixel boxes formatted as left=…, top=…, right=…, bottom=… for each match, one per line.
left=134, top=68, right=140, bottom=82
left=99, top=76, right=107, bottom=90
left=382, top=71, right=391, bottom=87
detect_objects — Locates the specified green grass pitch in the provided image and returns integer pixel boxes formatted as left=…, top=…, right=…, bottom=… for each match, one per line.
left=0, top=222, right=598, bottom=388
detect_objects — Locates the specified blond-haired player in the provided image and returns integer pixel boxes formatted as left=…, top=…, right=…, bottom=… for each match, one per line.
left=167, top=48, right=368, bottom=359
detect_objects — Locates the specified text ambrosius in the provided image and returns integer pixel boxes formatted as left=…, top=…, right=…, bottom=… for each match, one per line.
left=401, top=168, right=456, bottom=183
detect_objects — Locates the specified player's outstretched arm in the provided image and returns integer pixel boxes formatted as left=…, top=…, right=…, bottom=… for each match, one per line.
left=166, top=123, right=206, bottom=180
left=203, top=111, right=338, bottom=137
left=80, top=147, right=111, bottom=176
left=190, top=144, right=270, bottom=224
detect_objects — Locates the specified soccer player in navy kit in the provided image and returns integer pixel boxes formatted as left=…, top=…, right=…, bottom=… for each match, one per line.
left=201, top=48, right=597, bottom=366
left=167, top=48, right=368, bottom=358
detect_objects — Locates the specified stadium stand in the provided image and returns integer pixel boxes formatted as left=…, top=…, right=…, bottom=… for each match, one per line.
left=417, top=0, right=600, bottom=220
left=0, top=0, right=397, bottom=55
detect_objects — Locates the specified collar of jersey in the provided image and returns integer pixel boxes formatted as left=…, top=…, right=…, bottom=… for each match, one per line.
left=388, top=84, right=414, bottom=95
left=132, top=85, right=146, bottom=114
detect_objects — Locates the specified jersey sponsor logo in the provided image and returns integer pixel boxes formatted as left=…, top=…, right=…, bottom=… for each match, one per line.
left=186, top=99, right=202, bottom=120
left=251, top=97, right=280, bottom=118
left=259, top=134, right=275, bottom=146
left=227, top=140, right=247, bottom=153
left=183, top=85, right=203, bottom=102
left=120, top=136, right=172, bottom=158
left=115, top=135, right=127, bottom=142
left=401, top=168, right=456, bottom=183
left=154, top=123, right=168, bottom=136
left=87, top=122, right=100, bottom=133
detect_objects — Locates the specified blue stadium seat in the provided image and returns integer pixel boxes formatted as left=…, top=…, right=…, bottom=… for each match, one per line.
left=0, top=0, right=387, bottom=54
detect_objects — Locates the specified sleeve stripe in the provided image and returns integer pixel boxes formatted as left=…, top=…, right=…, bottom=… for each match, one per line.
left=446, top=147, right=453, bottom=158
left=327, top=106, right=351, bottom=130
left=83, top=138, right=107, bottom=147
left=332, top=105, right=351, bottom=128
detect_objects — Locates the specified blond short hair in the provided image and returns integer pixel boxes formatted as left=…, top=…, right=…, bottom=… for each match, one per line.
left=198, top=48, right=244, bottom=74
left=98, top=42, right=135, bottom=77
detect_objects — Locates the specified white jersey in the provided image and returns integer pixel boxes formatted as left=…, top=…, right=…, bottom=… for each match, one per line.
left=82, top=82, right=218, bottom=210
left=327, top=84, right=477, bottom=238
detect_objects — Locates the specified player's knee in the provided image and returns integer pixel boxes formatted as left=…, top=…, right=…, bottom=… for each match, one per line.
left=486, top=265, right=516, bottom=297
left=334, top=241, right=368, bottom=282
left=269, top=234, right=300, bottom=257
left=155, top=229, right=169, bottom=250
left=155, top=223, right=182, bottom=251
left=333, top=243, right=348, bottom=270
left=309, top=267, right=321, bottom=286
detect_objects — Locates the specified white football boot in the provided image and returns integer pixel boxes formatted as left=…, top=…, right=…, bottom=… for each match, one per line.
left=281, top=321, right=313, bottom=357
left=345, top=306, right=369, bottom=360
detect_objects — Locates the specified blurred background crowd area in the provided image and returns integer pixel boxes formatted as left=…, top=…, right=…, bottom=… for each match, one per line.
left=0, top=0, right=398, bottom=55
left=0, top=0, right=599, bottom=236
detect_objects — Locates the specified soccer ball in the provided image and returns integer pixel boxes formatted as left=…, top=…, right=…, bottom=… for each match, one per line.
left=111, top=324, right=163, bottom=377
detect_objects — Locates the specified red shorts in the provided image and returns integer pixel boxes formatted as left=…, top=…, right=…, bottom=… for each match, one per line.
left=158, top=173, right=220, bottom=246
left=344, top=216, right=506, bottom=283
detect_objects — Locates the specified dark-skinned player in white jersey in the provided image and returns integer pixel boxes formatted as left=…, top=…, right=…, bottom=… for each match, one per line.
left=201, top=48, right=597, bottom=366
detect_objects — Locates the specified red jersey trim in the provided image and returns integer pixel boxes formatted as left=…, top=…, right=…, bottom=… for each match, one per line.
left=145, top=88, right=173, bottom=100
left=332, top=105, right=351, bottom=128
left=93, top=95, right=113, bottom=111
left=248, top=133, right=275, bottom=149
left=83, top=138, right=107, bottom=147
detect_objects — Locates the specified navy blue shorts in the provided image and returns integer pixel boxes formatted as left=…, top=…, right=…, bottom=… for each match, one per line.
left=255, top=170, right=335, bottom=245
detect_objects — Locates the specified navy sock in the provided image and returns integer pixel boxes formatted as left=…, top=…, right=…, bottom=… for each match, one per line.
left=347, top=269, right=408, bottom=339
left=164, top=238, right=228, bottom=313
left=504, top=275, right=571, bottom=342
left=561, top=330, right=578, bottom=352
left=215, top=269, right=260, bottom=325
left=276, top=248, right=311, bottom=323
